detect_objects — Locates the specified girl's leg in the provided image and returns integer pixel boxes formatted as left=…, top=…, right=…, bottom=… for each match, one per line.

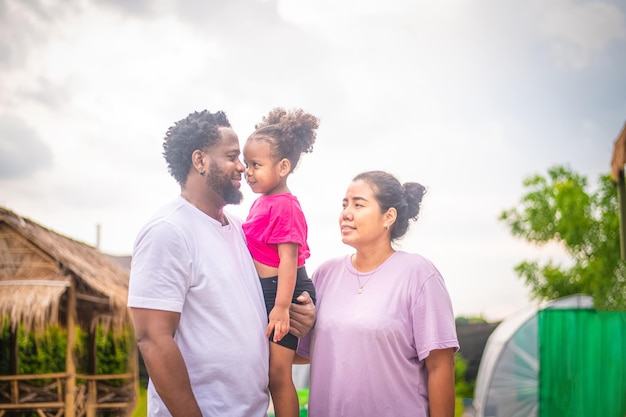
left=269, top=342, right=299, bottom=417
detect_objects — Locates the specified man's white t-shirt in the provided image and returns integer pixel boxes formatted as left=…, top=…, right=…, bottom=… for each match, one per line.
left=128, top=197, right=270, bottom=416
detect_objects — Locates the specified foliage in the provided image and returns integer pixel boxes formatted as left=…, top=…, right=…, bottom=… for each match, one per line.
left=455, top=316, right=488, bottom=324
left=0, top=321, right=133, bottom=376
left=455, top=397, right=464, bottom=417
left=94, top=326, right=133, bottom=376
left=131, top=384, right=148, bottom=417
left=18, top=325, right=67, bottom=374
left=0, top=319, right=10, bottom=374
left=454, top=353, right=474, bottom=398
left=499, top=165, right=626, bottom=310
left=0, top=322, right=69, bottom=376
left=74, top=325, right=133, bottom=386
left=454, top=353, right=472, bottom=417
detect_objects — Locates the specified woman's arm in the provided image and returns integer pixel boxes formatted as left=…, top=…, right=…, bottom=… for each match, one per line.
left=425, top=347, right=456, bottom=417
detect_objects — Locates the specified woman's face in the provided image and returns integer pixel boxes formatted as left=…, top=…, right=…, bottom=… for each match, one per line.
left=339, top=179, right=388, bottom=249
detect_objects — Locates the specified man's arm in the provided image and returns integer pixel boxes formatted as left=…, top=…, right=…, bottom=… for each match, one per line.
left=289, top=291, right=316, bottom=338
left=131, top=308, right=202, bottom=417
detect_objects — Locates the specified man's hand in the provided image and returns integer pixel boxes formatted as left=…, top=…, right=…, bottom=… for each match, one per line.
left=289, top=291, right=316, bottom=338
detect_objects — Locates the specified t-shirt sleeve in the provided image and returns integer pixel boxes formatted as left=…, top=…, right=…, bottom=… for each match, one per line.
left=265, top=200, right=307, bottom=247
left=296, top=333, right=311, bottom=359
left=412, top=273, right=460, bottom=361
left=127, top=221, right=192, bottom=313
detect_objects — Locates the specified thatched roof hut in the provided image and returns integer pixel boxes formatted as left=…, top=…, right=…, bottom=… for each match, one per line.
left=610, top=122, right=626, bottom=183
left=610, top=122, right=626, bottom=260
left=0, top=206, right=137, bottom=417
left=0, top=206, right=130, bottom=332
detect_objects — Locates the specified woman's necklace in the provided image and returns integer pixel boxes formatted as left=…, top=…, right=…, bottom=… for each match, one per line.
left=356, top=268, right=371, bottom=294
left=352, top=253, right=390, bottom=294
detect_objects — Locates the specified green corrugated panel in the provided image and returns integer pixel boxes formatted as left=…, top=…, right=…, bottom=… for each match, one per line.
left=538, top=309, right=626, bottom=417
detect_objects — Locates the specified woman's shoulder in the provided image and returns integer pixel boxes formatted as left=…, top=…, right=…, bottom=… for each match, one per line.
left=313, top=255, right=349, bottom=276
left=391, top=251, right=440, bottom=275
left=317, top=255, right=348, bottom=270
left=311, top=255, right=350, bottom=286
left=392, top=250, right=431, bottom=263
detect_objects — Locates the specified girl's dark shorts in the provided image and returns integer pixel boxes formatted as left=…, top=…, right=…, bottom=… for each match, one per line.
left=260, top=266, right=317, bottom=351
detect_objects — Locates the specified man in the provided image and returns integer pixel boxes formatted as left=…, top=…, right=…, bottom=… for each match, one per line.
left=128, top=110, right=315, bottom=417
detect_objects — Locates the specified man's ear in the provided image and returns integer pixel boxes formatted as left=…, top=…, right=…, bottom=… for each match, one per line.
left=192, top=150, right=207, bottom=174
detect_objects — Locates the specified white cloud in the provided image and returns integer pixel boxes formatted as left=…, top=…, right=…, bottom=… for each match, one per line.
left=0, top=115, right=53, bottom=178
left=1, top=0, right=624, bottom=321
left=535, top=0, right=626, bottom=68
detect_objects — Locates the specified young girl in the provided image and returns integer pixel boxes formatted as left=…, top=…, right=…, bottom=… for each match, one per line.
left=242, top=108, right=318, bottom=417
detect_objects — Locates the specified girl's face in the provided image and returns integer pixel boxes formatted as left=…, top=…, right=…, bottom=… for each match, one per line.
left=339, top=179, right=389, bottom=249
left=243, top=137, right=284, bottom=195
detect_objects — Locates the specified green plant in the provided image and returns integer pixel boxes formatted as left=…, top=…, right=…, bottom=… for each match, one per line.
left=18, top=325, right=67, bottom=375
left=500, top=165, right=625, bottom=310
left=0, top=322, right=133, bottom=376
left=454, top=352, right=474, bottom=398
left=0, top=318, right=11, bottom=374
left=455, top=397, right=464, bottom=417
left=132, top=384, right=148, bottom=417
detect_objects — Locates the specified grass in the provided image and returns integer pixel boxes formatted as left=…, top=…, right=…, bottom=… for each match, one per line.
left=131, top=385, right=466, bottom=417
left=131, top=384, right=147, bottom=417
left=455, top=397, right=464, bottom=417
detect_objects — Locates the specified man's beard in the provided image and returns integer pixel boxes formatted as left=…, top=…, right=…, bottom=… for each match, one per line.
left=207, top=163, right=243, bottom=205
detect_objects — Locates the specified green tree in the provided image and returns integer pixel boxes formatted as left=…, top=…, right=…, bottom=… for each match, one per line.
left=499, top=165, right=625, bottom=310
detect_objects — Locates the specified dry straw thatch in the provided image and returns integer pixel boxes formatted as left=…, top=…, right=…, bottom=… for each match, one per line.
left=0, top=206, right=130, bottom=333
left=611, top=122, right=626, bottom=182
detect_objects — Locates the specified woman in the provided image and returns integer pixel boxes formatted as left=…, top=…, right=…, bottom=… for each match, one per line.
left=297, top=170, right=459, bottom=417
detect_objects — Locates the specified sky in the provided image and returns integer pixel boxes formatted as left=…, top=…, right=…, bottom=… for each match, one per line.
left=1, top=0, right=625, bottom=322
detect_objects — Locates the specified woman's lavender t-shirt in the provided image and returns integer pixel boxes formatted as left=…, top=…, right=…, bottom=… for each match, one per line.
left=297, top=251, right=459, bottom=417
